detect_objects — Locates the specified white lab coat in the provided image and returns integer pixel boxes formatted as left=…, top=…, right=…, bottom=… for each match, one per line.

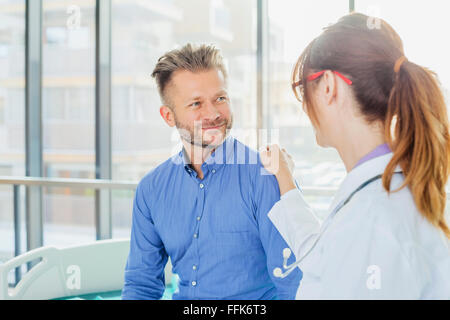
left=268, top=153, right=450, bottom=299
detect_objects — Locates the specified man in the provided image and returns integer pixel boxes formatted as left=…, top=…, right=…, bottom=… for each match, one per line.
left=121, top=43, right=301, bottom=300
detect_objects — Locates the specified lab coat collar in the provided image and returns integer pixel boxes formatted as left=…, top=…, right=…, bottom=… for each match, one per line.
left=329, top=152, right=402, bottom=212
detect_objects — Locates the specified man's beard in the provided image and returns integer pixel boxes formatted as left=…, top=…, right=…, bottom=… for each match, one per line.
left=174, top=114, right=234, bottom=149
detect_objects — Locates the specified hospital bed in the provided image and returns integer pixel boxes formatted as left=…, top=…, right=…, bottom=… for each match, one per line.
left=0, top=239, right=175, bottom=300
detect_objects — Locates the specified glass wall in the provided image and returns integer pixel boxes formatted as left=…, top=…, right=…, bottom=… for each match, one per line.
left=355, top=0, right=450, bottom=110
left=267, top=0, right=349, bottom=217
left=110, top=0, right=258, bottom=237
left=42, top=0, right=96, bottom=246
left=0, top=0, right=25, bottom=268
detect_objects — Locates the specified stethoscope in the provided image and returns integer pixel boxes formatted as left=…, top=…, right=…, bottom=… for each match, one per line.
left=273, top=171, right=402, bottom=279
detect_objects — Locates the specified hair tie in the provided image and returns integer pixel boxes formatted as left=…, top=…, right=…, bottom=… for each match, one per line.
left=394, top=56, right=407, bottom=73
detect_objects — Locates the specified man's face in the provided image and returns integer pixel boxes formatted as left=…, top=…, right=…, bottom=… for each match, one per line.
left=163, top=68, right=233, bottom=149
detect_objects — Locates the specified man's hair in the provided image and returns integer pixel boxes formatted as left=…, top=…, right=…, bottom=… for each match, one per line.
left=151, top=43, right=227, bottom=107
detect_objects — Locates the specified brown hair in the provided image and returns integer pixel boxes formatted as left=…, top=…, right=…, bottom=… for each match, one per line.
left=293, top=13, right=450, bottom=238
left=151, top=43, right=227, bottom=106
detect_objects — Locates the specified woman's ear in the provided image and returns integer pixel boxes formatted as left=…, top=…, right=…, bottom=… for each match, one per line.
left=322, top=71, right=337, bottom=105
left=160, top=105, right=176, bottom=127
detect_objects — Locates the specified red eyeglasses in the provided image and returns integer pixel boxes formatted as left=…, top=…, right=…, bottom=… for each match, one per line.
left=292, top=70, right=352, bottom=100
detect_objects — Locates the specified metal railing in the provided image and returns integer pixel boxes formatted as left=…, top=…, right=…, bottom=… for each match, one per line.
left=0, top=176, right=137, bottom=246
left=0, top=175, right=337, bottom=263
left=0, top=176, right=138, bottom=190
left=0, top=176, right=138, bottom=284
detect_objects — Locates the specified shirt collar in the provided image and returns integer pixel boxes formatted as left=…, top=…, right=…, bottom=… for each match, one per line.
left=177, top=135, right=236, bottom=174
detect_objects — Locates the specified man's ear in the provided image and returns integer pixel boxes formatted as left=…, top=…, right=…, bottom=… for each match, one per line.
left=160, top=105, right=176, bottom=127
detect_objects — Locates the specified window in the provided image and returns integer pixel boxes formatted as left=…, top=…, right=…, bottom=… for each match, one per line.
left=355, top=0, right=450, bottom=109
left=42, top=0, right=96, bottom=247
left=42, top=88, right=65, bottom=121
left=0, top=97, right=4, bottom=124
left=268, top=0, right=349, bottom=217
left=0, top=0, right=25, bottom=281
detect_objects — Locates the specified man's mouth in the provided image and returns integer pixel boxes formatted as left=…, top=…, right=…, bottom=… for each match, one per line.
left=201, top=123, right=226, bottom=131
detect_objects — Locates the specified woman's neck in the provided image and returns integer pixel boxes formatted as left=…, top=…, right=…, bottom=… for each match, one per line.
left=335, top=122, right=386, bottom=172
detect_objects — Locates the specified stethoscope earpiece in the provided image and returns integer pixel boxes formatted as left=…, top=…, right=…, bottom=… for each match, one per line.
left=273, top=267, right=283, bottom=278
left=282, top=248, right=292, bottom=259
left=273, top=247, right=299, bottom=278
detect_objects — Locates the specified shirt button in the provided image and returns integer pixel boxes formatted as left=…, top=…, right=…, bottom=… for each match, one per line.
left=212, top=169, right=216, bottom=173
left=191, top=281, right=197, bottom=287
left=193, top=233, right=198, bottom=238
left=199, top=183, right=204, bottom=189
left=192, top=265, right=197, bottom=270
left=196, top=216, right=201, bottom=221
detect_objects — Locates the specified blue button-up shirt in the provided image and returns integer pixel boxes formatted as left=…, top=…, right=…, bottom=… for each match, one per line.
left=121, top=136, right=301, bottom=300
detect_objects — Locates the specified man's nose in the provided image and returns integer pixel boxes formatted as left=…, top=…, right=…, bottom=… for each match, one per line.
left=202, top=100, right=220, bottom=121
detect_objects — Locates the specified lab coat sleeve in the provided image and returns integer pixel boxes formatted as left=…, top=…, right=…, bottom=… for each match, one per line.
left=121, top=181, right=168, bottom=300
left=267, top=188, right=322, bottom=263
left=253, top=164, right=303, bottom=300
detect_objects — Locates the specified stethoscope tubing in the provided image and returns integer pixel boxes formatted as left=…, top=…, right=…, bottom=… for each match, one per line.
left=274, top=172, right=402, bottom=278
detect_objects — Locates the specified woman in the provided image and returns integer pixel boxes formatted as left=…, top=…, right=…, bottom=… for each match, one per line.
left=261, top=13, right=450, bottom=299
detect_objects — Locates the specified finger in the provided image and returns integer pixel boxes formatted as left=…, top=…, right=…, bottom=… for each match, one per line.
left=260, top=150, right=270, bottom=159
left=280, top=147, right=291, bottom=156
left=260, top=146, right=272, bottom=155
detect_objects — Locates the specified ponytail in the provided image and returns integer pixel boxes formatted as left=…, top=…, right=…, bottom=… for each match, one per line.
left=383, top=60, right=450, bottom=238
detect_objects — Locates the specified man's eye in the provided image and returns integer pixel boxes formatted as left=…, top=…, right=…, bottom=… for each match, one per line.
left=217, top=96, right=227, bottom=102
left=190, top=102, right=200, bottom=107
